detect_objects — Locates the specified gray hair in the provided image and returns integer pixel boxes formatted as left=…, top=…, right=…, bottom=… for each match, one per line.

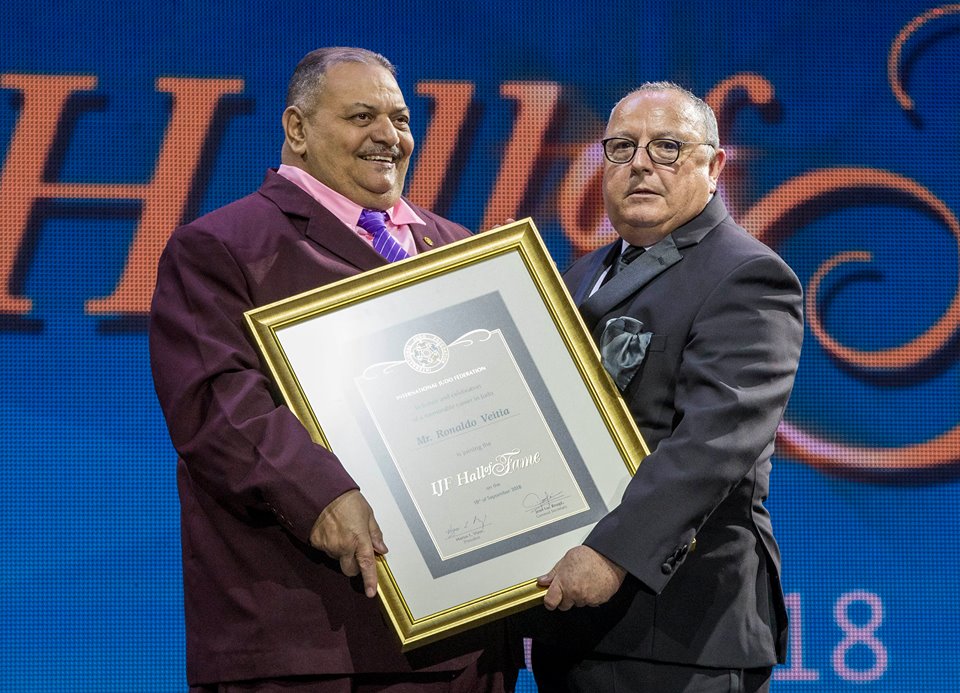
left=619, top=81, right=720, bottom=148
left=285, top=47, right=396, bottom=113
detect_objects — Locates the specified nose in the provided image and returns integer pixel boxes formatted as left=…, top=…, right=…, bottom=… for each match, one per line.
left=630, top=144, right=654, bottom=172
left=369, top=115, right=400, bottom=147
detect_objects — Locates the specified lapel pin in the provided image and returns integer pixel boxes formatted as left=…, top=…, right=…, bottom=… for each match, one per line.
left=423, top=236, right=435, bottom=247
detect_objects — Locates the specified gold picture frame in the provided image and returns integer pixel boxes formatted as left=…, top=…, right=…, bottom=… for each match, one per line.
left=244, top=218, right=647, bottom=650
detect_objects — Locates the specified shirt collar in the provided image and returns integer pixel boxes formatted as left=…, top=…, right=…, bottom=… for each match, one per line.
left=277, top=164, right=425, bottom=229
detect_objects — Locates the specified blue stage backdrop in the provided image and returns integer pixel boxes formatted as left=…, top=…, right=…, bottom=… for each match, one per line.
left=1, top=1, right=958, bottom=690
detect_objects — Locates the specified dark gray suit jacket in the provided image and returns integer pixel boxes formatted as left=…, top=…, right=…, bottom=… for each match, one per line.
left=150, top=171, right=510, bottom=685
left=532, top=195, right=803, bottom=669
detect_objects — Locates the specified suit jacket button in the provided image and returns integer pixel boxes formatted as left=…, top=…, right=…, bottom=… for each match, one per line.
left=661, top=562, right=673, bottom=575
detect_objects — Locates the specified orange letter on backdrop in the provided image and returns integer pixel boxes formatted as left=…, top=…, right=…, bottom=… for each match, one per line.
left=408, top=81, right=475, bottom=210
left=0, top=74, right=243, bottom=317
left=481, top=82, right=561, bottom=231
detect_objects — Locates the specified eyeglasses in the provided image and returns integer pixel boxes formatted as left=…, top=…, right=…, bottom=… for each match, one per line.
left=601, top=137, right=716, bottom=165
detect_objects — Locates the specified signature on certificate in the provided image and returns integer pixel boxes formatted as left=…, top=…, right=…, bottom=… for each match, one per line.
left=522, top=490, right=570, bottom=515
left=445, top=514, right=491, bottom=543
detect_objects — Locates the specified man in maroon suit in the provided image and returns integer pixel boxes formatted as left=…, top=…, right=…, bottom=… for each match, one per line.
left=150, top=47, right=518, bottom=692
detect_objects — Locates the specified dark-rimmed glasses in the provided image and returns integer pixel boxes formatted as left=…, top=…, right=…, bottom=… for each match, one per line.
left=601, top=137, right=716, bottom=165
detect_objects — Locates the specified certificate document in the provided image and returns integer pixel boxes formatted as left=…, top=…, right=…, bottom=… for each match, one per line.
left=348, top=291, right=607, bottom=577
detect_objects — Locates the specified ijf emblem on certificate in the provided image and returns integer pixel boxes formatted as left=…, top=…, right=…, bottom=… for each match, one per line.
left=403, top=333, right=450, bottom=374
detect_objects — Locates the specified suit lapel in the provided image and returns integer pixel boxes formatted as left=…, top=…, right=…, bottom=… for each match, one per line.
left=571, top=242, right=618, bottom=306
left=578, top=195, right=731, bottom=331
left=580, top=236, right=682, bottom=328
left=303, top=211, right=385, bottom=272
left=258, top=170, right=386, bottom=272
left=409, top=215, right=444, bottom=254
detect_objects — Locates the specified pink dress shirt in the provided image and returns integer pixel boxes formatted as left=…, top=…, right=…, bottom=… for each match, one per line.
left=277, top=164, right=423, bottom=256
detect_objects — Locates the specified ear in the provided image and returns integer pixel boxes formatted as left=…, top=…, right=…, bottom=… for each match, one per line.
left=707, top=147, right=726, bottom=192
left=282, top=106, right=308, bottom=157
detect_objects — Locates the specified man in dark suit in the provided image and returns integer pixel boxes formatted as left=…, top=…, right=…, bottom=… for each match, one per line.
left=150, top=47, right=517, bottom=692
left=528, top=83, right=803, bottom=692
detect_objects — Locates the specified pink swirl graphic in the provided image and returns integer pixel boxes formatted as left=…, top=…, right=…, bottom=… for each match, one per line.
left=888, top=4, right=960, bottom=113
left=743, top=168, right=960, bottom=474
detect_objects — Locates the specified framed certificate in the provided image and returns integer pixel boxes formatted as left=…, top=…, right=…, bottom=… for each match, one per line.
left=245, top=218, right=647, bottom=649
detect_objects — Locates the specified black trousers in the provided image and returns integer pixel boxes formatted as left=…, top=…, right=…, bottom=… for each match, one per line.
left=533, top=650, right=772, bottom=693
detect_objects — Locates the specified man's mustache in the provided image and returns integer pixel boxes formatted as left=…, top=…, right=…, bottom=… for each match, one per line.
left=358, top=147, right=402, bottom=160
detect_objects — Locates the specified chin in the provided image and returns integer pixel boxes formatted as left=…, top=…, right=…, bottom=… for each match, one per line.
left=615, top=215, right=660, bottom=230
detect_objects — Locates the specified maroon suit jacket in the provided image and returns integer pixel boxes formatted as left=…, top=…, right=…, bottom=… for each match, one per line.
left=150, top=171, right=503, bottom=685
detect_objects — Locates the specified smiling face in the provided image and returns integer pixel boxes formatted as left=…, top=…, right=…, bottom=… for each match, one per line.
left=282, top=61, right=413, bottom=210
left=602, top=89, right=725, bottom=246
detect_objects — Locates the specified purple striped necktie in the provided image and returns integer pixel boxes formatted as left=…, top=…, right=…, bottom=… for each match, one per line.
left=357, top=209, right=410, bottom=262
